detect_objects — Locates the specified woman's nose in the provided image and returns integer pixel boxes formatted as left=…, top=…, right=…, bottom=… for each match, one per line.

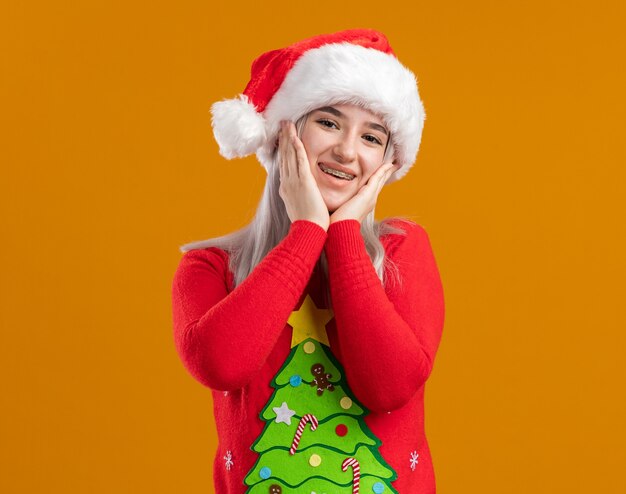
left=332, top=134, right=357, bottom=163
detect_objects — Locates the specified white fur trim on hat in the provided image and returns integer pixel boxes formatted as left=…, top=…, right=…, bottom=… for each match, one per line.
left=211, top=94, right=266, bottom=159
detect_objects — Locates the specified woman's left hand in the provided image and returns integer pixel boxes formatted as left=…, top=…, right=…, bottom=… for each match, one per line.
left=329, top=162, right=399, bottom=224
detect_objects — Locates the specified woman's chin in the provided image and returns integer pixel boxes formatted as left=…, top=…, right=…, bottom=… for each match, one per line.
left=323, top=194, right=350, bottom=214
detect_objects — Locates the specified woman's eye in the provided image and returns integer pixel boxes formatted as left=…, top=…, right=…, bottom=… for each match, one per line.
left=317, top=119, right=337, bottom=129
left=363, top=134, right=383, bottom=145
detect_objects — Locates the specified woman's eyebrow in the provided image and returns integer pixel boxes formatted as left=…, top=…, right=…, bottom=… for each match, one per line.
left=317, top=106, right=343, bottom=117
left=316, top=106, right=388, bottom=135
left=367, top=122, right=388, bottom=135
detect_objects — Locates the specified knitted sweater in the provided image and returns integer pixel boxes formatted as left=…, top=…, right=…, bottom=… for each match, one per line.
left=171, top=219, right=445, bottom=493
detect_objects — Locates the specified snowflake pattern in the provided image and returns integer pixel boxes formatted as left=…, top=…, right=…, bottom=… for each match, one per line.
left=224, top=450, right=233, bottom=471
left=410, top=450, right=419, bottom=471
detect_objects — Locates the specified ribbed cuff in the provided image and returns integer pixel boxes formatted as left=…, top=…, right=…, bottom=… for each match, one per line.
left=325, top=219, right=363, bottom=258
left=260, top=220, right=328, bottom=298
left=324, top=219, right=380, bottom=293
left=289, top=220, right=328, bottom=251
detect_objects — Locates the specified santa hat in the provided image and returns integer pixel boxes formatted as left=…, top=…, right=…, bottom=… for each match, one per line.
left=210, top=29, right=426, bottom=183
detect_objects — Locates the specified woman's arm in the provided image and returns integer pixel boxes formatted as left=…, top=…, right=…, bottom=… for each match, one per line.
left=324, top=219, right=445, bottom=413
left=171, top=220, right=327, bottom=391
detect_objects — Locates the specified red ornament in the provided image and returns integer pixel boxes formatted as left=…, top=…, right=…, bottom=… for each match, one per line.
left=335, top=424, right=348, bottom=437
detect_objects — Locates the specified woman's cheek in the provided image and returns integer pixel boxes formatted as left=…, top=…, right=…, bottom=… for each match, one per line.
left=363, top=167, right=378, bottom=183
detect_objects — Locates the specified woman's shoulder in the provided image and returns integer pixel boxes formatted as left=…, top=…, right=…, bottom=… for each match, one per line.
left=182, top=245, right=230, bottom=259
left=173, top=246, right=235, bottom=292
left=379, top=217, right=434, bottom=255
left=380, top=216, right=429, bottom=238
left=175, top=246, right=232, bottom=278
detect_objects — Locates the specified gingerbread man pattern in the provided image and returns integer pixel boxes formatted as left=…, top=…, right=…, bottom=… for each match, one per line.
left=310, top=363, right=335, bottom=396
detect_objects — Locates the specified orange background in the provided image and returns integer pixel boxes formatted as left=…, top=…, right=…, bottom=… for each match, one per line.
left=1, top=1, right=625, bottom=492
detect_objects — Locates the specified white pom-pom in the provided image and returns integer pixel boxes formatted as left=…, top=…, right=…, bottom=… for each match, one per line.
left=210, top=95, right=266, bottom=159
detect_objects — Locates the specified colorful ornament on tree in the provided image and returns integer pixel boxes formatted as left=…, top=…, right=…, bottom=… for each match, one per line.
left=335, top=424, right=348, bottom=437
left=372, top=481, right=386, bottom=493
left=243, top=295, right=398, bottom=493
left=308, top=453, right=322, bottom=467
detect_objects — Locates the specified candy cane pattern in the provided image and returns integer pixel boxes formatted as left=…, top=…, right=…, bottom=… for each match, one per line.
left=289, top=414, right=318, bottom=455
left=342, top=457, right=361, bottom=494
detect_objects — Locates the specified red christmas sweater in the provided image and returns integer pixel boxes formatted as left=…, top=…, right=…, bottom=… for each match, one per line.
left=171, top=219, right=445, bottom=493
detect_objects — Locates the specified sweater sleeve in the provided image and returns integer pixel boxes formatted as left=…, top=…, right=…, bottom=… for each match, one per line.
left=324, top=219, right=445, bottom=413
left=171, top=220, right=327, bottom=391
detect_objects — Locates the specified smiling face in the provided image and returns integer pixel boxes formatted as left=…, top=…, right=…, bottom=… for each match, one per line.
left=299, top=103, right=390, bottom=213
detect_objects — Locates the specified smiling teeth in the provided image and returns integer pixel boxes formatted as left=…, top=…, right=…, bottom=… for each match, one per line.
left=320, top=163, right=355, bottom=180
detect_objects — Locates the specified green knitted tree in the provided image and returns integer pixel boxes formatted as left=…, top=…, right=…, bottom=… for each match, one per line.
left=243, top=294, right=398, bottom=494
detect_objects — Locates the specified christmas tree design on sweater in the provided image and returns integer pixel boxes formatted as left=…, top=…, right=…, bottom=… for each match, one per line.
left=244, top=294, right=399, bottom=494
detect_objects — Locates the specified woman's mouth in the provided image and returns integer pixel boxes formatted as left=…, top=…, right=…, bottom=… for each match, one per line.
left=318, top=162, right=356, bottom=181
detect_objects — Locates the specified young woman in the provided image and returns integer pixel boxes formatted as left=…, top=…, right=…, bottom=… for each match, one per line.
left=172, top=29, right=445, bottom=494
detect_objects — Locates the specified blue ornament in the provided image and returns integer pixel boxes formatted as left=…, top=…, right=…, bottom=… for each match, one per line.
left=259, top=466, right=271, bottom=479
left=289, top=375, right=302, bottom=387
left=372, top=481, right=385, bottom=493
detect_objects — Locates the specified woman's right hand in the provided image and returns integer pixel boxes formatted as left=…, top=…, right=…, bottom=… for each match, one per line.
left=278, top=120, right=330, bottom=231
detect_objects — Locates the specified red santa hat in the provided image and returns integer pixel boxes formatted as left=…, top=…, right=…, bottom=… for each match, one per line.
left=210, top=29, right=426, bottom=183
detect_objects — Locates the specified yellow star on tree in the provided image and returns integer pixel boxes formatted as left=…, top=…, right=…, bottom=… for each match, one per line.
left=288, top=294, right=334, bottom=348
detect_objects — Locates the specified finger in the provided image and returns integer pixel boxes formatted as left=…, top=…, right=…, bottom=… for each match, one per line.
left=291, top=132, right=310, bottom=179
left=384, top=163, right=400, bottom=184
left=385, top=163, right=397, bottom=179
left=375, top=164, right=395, bottom=193
left=368, top=162, right=393, bottom=185
left=279, top=122, right=290, bottom=179
left=286, top=121, right=299, bottom=177
left=379, top=162, right=395, bottom=180
left=383, top=163, right=396, bottom=181
left=280, top=121, right=293, bottom=178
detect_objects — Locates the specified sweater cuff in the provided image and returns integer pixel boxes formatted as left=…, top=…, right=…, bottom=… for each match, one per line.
left=288, top=220, right=328, bottom=253
left=324, top=219, right=364, bottom=258
left=324, top=219, right=382, bottom=293
left=260, top=220, right=328, bottom=298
